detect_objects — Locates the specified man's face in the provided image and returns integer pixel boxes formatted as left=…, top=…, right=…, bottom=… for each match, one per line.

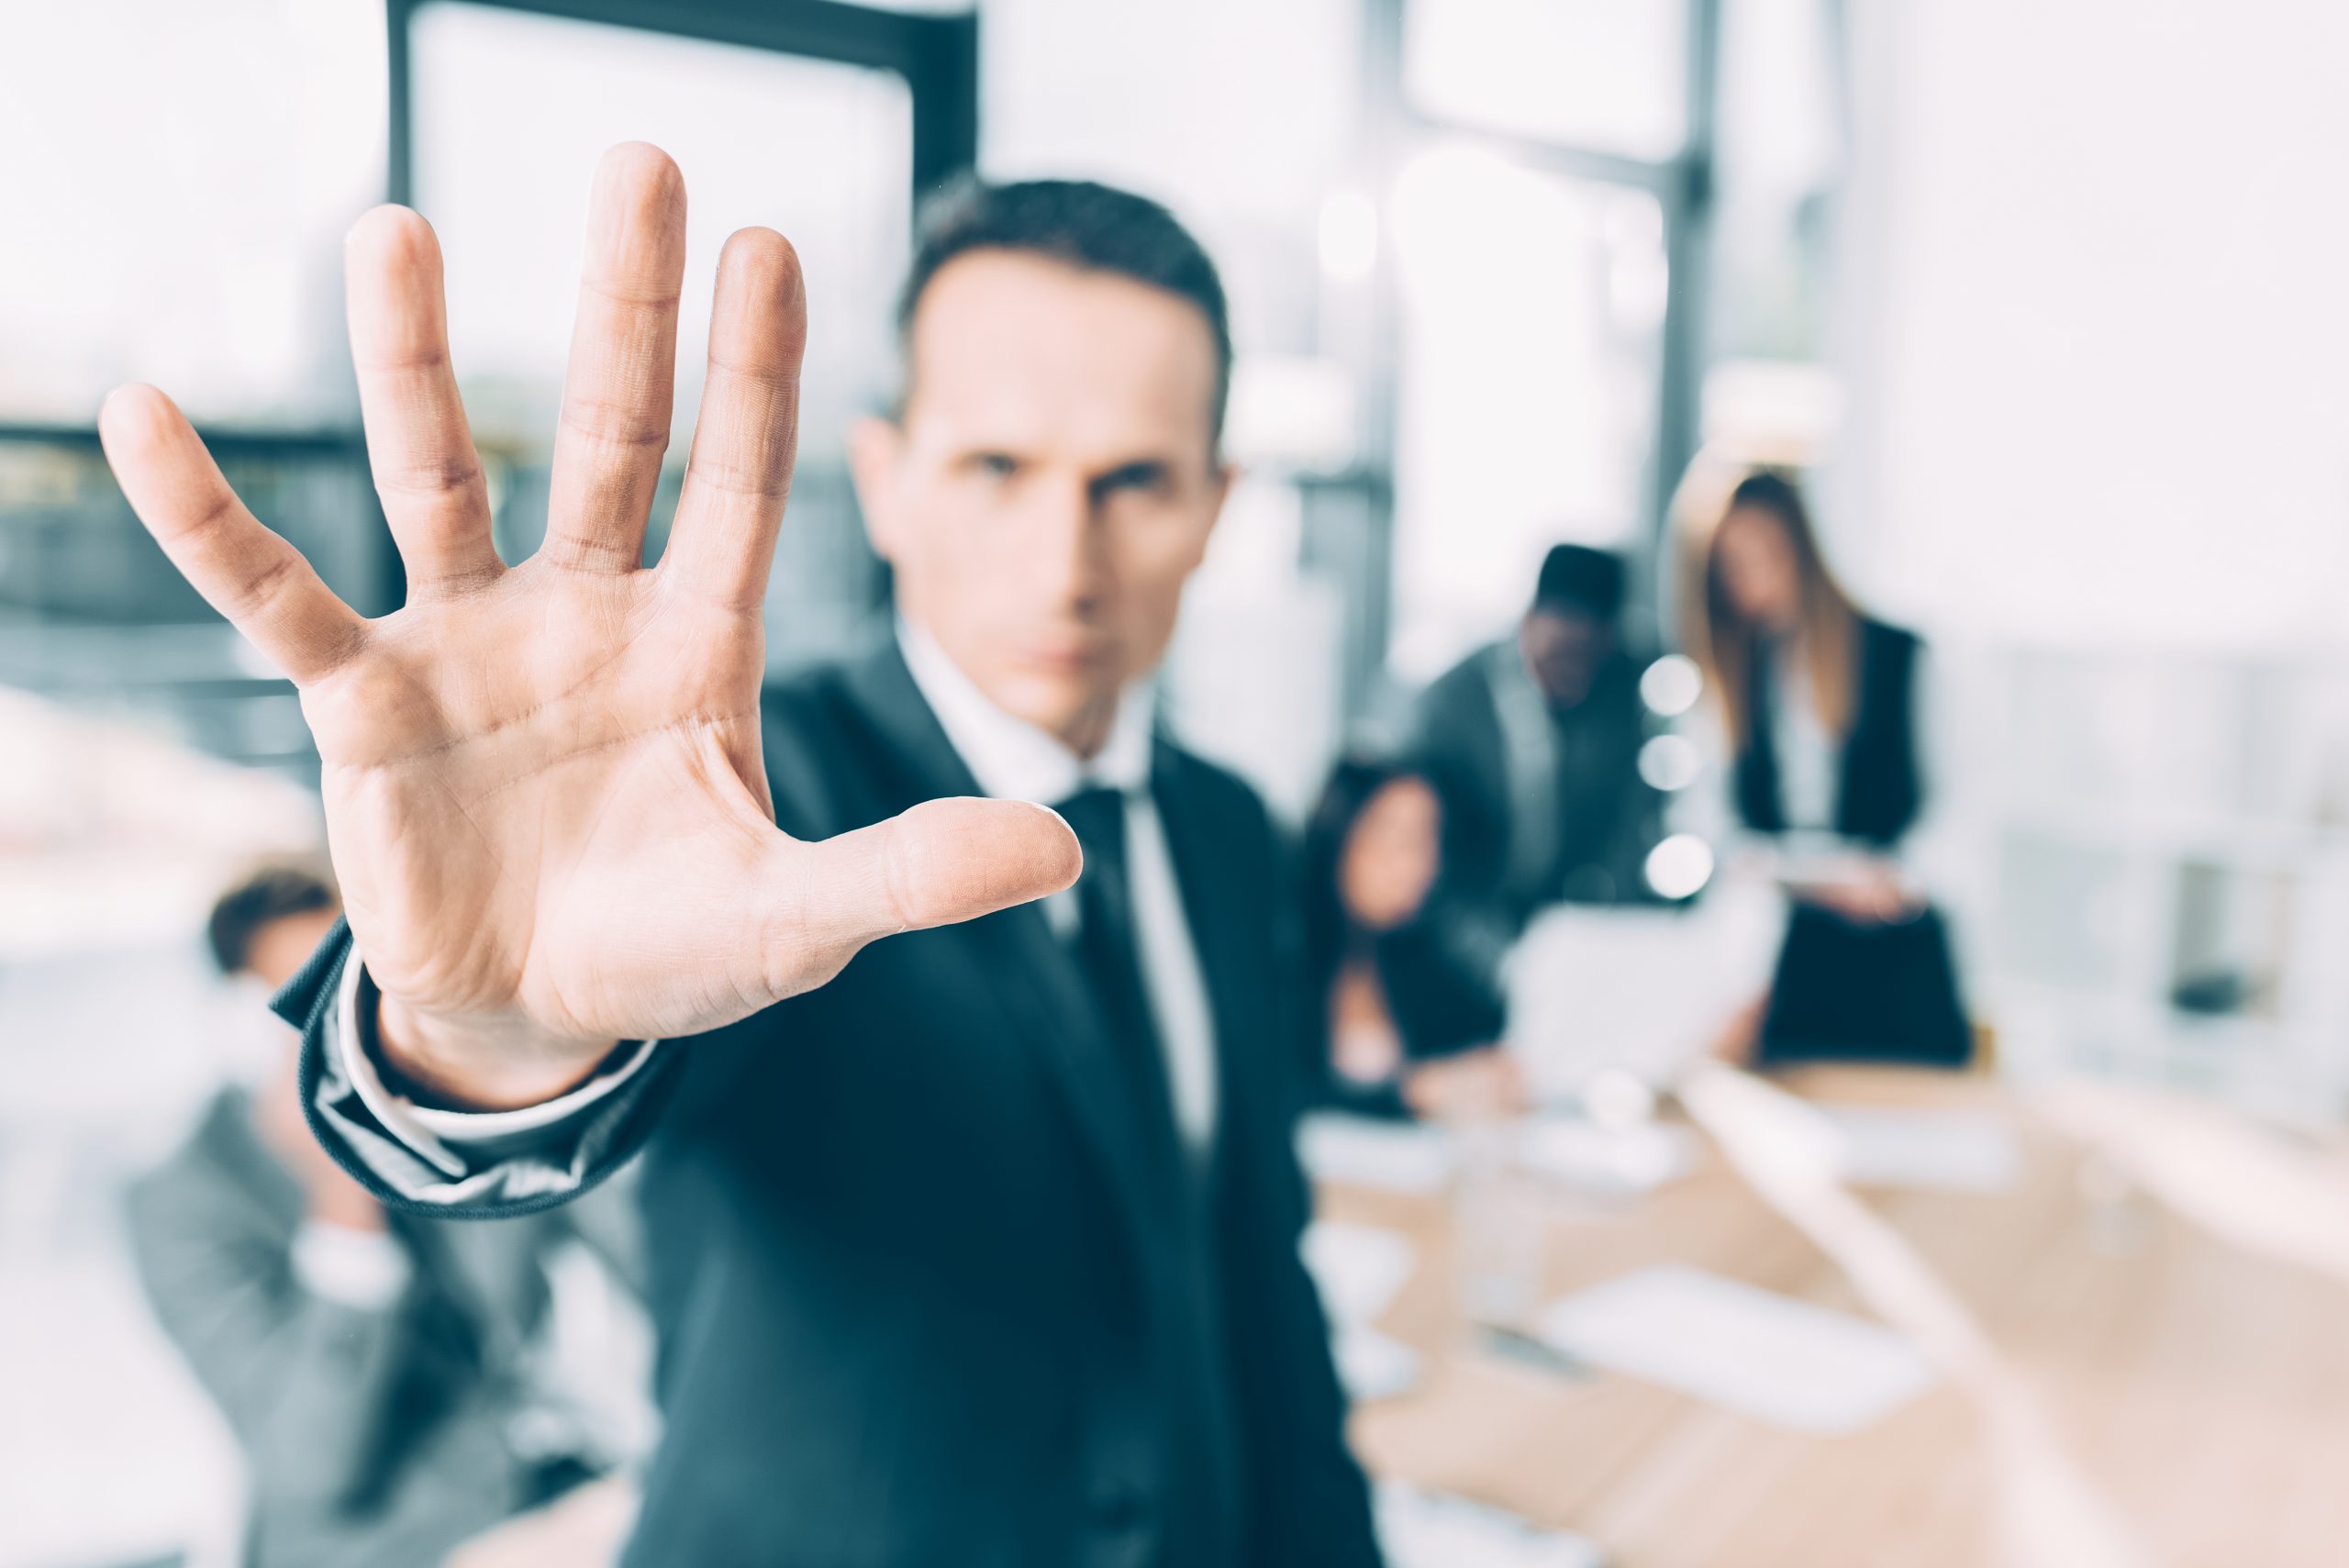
left=242, top=906, right=341, bottom=994
left=851, top=251, right=1231, bottom=754
left=1520, top=606, right=1614, bottom=710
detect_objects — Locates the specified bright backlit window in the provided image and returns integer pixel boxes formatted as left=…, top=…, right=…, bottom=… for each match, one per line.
left=412, top=3, right=913, bottom=467
left=1388, top=148, right=1667, bottom=676
left=1403, top=0, right=1689, bottom=160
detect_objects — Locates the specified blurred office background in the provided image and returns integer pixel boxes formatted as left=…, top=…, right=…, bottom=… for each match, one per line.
left=6, top=2, right=2349, bottom=1565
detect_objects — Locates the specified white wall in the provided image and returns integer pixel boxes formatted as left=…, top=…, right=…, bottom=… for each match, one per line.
left=0, top=0, right=384, bottom=428
left=1829, top=0, right=2349, bottom=652
left=976, top=0, right=1359, bottom=360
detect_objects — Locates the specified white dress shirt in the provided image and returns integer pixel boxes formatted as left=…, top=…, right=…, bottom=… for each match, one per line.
left=1756, top=638, right=1952, bottom=868
left=330, top=619, right=1219, bottom=1155
left=1486, top=639, right=1561, bottom=906
left=289, top=1217, right=414, bottom=1309
left=1768, top=640, right=1842, bottom=835
left=896, top=617, right=1219, bottom=1153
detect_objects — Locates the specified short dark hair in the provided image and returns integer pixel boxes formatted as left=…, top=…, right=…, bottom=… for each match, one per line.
left=206, top=864, right=338, bottom=977
left=894, top=176, right=1233, bottom=439
left=1532, top=543, right=1627, bottom=620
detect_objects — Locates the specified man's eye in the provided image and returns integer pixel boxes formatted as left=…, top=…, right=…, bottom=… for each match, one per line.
left=1094, top=464, right=1170, bottom=500
left=974, top=453, right=1020, bottom=480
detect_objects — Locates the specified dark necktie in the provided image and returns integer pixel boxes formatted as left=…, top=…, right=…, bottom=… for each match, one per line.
left=1053, top=784, right=1185, bottom=1179
left=1059, top=789, right=1237, bottom=1552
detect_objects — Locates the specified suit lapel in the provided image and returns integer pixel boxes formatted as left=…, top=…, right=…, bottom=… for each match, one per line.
left=835, top=642, right=1171, bottom=1250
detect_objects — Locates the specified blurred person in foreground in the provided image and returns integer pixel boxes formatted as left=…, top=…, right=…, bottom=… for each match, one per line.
left=127, top=868, right=651, bottom=1568
left=100, top=146, right=1378, bottom=1566
left=1300, top=757, right=1522, bottom=1121
left=1411, top=543, right=1668, bottom=932
left=1675, top=466, right=1970, bottom=1065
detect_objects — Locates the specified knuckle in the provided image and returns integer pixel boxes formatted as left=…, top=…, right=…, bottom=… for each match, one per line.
left=686, top=448, right=792, bottom=502
left=177, top=485, right=245, bottom=547
left=561, top=395, right=672, bottom=454
left=539, top=528, right=643, bottom=573
left=580, top=272, right=684, bottom=313
left=875, top=809, right=949, bottom=933
left=226, top=548, right=299, bottom=621
left=376, top=453, right=484, bottom=498
left=754, top=879, right=828, bottom=1002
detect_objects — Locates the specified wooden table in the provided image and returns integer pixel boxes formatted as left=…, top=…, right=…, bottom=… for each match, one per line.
left=1322, top=1067, right=2349, bottom=1568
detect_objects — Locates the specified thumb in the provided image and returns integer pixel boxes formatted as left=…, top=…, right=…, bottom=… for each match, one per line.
left=782, top=795, right=1082, bottom=958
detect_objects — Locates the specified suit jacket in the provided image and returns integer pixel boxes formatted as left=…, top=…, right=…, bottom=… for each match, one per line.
left=1410, top=639, right=1664, bottom=929
left=288, top=639, right=1381, bottom=1568
left=126, top=1089, right=639, bottom=1568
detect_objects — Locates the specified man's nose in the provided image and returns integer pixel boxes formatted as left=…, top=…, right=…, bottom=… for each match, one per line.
left=1027, top=478, right=1107, bottom=609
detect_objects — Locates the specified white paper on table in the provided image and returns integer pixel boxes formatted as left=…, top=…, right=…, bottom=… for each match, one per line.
left=1297, top=1112, right=1456, bottom=1195
left=1504, top=890, right=1782, bottom=1100
left=1517, top=1118, right=1698, bottom=1195
left=1538, top=1265, right=1936, bottom=1435
left=1374, top=1482, right=1606, bottom=1568
left=1810, top=1102, right=2024, bottom=1193
left=1302, top=1221, right=1418, bottom=1324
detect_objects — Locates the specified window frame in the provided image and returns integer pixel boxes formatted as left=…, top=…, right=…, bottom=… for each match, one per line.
left=377, top=0, right=979, bottom=609
left=1355, top=0, right=1723, bottom=675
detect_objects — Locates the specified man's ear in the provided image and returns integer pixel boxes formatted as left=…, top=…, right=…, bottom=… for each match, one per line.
left=847, top=415, right=906, bottom=562
left=1208, top=459, right=1239, bottom=517
left=1195, top=459, right=1240, bottom=557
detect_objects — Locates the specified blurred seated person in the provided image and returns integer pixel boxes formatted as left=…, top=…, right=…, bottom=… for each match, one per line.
left=1301, top=758, right=1525, bottom=1121
left=1675, top=467, right=1971, bottom=1066
left=1410, top=543, right=1666, bottom=933
left=127, top=867, right=653, bottom=1568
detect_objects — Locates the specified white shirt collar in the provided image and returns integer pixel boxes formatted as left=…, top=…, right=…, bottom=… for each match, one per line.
left=895, top=614, right=1157, bottom=804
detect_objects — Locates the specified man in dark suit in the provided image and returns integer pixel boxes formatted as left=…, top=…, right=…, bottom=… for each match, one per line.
left=102, top=144, right=1378, bottom=1567
left=1412, top=543, right=1666, bottom=931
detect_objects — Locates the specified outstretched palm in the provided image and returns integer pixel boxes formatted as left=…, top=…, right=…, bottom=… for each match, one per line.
left=103, top=144, right=1077, bottom=1107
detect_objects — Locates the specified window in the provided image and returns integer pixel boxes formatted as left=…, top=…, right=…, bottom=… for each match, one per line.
left=1402, top=0, right=1689, bottom=159
left=1389, top=150, right=1667, bottom=673
left=1375, top=0, right=1710, bottom=681
left=411, top=4, right=914, bottom=473
left=0, top=0, right=384, bottom=428
left=396, top=0, right=971, bottom=660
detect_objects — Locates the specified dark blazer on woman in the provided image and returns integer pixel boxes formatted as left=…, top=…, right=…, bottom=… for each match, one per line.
left=1733, top=617, right=1970, bottom=1065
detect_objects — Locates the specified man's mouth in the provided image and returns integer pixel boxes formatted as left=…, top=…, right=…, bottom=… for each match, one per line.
left=1013, top=639, right=1111, bottom=673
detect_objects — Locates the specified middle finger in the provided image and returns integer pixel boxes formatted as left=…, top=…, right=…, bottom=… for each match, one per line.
left=540, top=141, right=688, bottom=573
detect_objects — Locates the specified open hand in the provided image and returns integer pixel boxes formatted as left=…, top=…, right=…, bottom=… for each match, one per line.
left=103, top=144, right=1079, bottom=1107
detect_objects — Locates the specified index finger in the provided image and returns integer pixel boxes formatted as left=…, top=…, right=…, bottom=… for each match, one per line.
left=100, top=384, right=366, bottom=684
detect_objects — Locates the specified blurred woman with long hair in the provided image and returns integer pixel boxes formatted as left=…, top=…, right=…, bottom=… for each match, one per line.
left=1299, top=757, right=1522, bottom=1118
left=1675, top=465, right=1971, bottom=1065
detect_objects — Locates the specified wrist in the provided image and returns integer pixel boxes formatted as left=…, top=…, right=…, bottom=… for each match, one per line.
left=373, top=987, right=619, bottom=1112
left=306, top=1183, right=386, bottom=1231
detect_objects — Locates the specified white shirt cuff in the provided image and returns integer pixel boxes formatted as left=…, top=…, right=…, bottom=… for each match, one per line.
left=290, top=1219, right=412, bottom=1310
left=334, top=947, right=662, bottom=1177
